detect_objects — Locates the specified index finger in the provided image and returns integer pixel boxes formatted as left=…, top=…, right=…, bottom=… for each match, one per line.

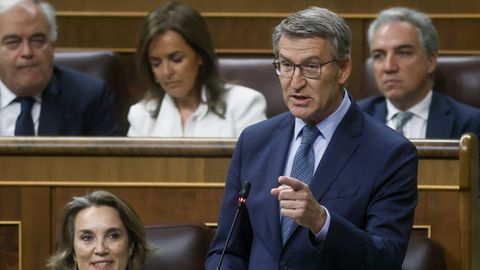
left=278, top=176, right=308, bottom=191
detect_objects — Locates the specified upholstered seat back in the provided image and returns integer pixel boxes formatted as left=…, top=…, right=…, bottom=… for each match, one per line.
left=359, top=55, right=480, bottom=109
left=144, top=224, right=210, bottom=270
left=402, top=236, right=446, bottom=270
left=54, top=51, right=129, bottom=134
left=433, top=56, right=480, bottom=108
left=218, top=56, right=287, bottom=118
left=143, top=224, right=445, bottom=270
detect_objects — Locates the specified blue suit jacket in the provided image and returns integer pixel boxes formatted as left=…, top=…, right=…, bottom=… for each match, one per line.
left=206, top=103, right=418, bottom=270
left=357, top=91, right=480, bottom=139
left=37, top=65, right=119, bottom=136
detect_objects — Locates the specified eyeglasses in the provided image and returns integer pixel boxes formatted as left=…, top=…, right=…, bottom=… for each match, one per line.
left=272, top=58, right=337, bottom=79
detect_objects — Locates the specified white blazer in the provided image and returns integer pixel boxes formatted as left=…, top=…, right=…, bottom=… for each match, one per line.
left=127, top=84, right=267, bottom=137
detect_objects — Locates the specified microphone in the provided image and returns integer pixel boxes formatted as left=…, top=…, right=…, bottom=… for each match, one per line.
left=216, top=181, right=251, bottom=270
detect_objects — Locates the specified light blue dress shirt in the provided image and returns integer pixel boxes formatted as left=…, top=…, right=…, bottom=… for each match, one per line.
left=282, top=90, right=351, bottom=240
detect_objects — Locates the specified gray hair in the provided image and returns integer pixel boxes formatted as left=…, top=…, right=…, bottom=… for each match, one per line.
left=272, top=6, right=352, bottom=61
left=0, top=0, right=57, bottom=41
left=367, top=7, right=438, bottom=56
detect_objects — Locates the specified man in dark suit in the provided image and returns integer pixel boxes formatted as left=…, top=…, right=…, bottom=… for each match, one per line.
left=357, top=7, right=480, bottom=139
left=206, top=7, right=418, bottom=270
left=0, top=0, right=118, bottom=136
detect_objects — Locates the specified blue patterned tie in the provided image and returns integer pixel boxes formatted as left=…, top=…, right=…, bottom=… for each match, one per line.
left=14, top=97, right=35, bottom=136
left=280, top=125, right=321, bottom=244
left=394, top=111, right=414, bottom=135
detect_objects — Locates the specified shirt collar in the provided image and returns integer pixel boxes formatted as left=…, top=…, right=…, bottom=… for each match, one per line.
left=0, top=80, right=42, bottom=109
left=191, top=86, right=209, bottom=120
left=294, top=89, right=351, bottom=142
left=149, top=85, right=210, bottom=121
left=386, top=90, right=432, bottom=121
left=0, top=80, right=17, bottom=109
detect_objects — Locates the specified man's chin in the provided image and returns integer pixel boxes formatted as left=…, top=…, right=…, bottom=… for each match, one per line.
left=11, top=81, right=47, bottom=96
left=382, top=88, right=406, bottom=100
left=288, top=107, right=318, bottom=123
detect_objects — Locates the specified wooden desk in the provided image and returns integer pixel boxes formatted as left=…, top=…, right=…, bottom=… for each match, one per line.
left=0, top=135, right=478, bottom=270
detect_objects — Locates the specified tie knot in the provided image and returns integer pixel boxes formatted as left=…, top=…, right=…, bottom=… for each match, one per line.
left=396, top=111, right=413, bottom=120
left=15, top=97, right=35, bottom=110
left=301, top=125, right=320, bottom=145
left=394, top=111, right=414, bottom=133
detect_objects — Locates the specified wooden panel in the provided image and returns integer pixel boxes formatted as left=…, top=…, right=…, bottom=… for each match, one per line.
left=0, top=138, right=233, bottom=182
left=0, top=136, right=478, bottom=270
left=0, top=188, right=50, bottom=270
left=0, top=222, right=21, bottom=270
left=0, top=156, right=230, bottom=182
left=48, top=0, right=480, bottom=13
left=419, top=1, right=480, bottom=13
left=415, top=190, right=463, bottom=269
left=55, top=15, right=280, bottom=52
left=56, top=16, right=141, bottom=50
left=418, top=159, right=460, bottom=187
left=51, top=186, right=224, bottom=235
left=55, top=15, right=480, bottom=53
left=435, top=19, right=480, bottom=51
left=349, top=19, right=368, bottom=99
left=411, top=225, right=431, bottom=238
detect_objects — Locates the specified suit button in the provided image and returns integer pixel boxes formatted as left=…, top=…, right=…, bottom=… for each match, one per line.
left=279, top=261, right=288, bottom=270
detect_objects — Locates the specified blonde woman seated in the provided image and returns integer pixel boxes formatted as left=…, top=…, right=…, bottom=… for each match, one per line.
left=47, top=190, right=149, bottom=270
left=127, top=2, right=267, bottom=137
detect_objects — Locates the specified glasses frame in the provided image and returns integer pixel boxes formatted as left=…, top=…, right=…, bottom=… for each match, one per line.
left=272, top=58, right=338, bottom=79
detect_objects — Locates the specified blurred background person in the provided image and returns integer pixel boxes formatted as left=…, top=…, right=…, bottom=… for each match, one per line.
left=0, top=0, right=119, bottom=136
left=47, top=190, right=149, bottom=270
left=127, top=1, right=267, bottom=137
left=357, top=7, right=480, bottom=139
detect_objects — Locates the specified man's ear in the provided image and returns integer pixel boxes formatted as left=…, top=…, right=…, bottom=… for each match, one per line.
left=426, top=52, right=438, bottom=75
left=337, top=57, right=352, bottom=85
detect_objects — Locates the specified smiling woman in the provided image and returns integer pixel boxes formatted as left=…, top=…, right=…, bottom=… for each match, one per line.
left=47, top=190, right=149, bottom=270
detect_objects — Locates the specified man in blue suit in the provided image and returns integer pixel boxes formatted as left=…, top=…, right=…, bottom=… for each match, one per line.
left=357, top=7, right=480, bottom=139
left=207, top=7, right=418, bottom=270
left=0, top=0, right=118, bottom=136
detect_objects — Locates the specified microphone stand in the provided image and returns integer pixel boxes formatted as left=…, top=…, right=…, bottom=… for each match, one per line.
left=216, top=182, right=251, bottom=270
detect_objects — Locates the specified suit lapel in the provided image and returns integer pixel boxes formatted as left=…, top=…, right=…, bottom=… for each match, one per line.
left=38, top=69, right=63, bottom=135
left=286, top=104, right=363, bottom=241
left=426, top=92, right=454, bottom=138
left=371, top=99, right=388, bottom=123
left=264, top=114, right=295, bottom=253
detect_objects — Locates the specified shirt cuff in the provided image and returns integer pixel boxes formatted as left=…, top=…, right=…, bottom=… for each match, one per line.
left=315, top=206, right=330, bottom=241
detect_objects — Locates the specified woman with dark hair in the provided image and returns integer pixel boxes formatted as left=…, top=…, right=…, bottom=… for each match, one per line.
left=47, top=190, right=149, bottom=270
left=127, top=1, right=266, bottom=137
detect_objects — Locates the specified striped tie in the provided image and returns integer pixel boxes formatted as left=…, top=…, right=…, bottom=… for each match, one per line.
left=14, top=97, right=35, bottom=136
left=394, top=111, right=413, bottom=136
left=280, top=125, right=321, bottom=244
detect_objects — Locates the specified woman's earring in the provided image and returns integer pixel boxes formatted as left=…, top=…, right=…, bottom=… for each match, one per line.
left=74, top=260, right=78, bottom=270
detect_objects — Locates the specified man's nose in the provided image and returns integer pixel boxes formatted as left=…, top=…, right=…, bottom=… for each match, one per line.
left=19, top=40, right=34, bottom=58
left=382, top=54, right=399, bottom=73
left=290, top=66, right=307, bottom=90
